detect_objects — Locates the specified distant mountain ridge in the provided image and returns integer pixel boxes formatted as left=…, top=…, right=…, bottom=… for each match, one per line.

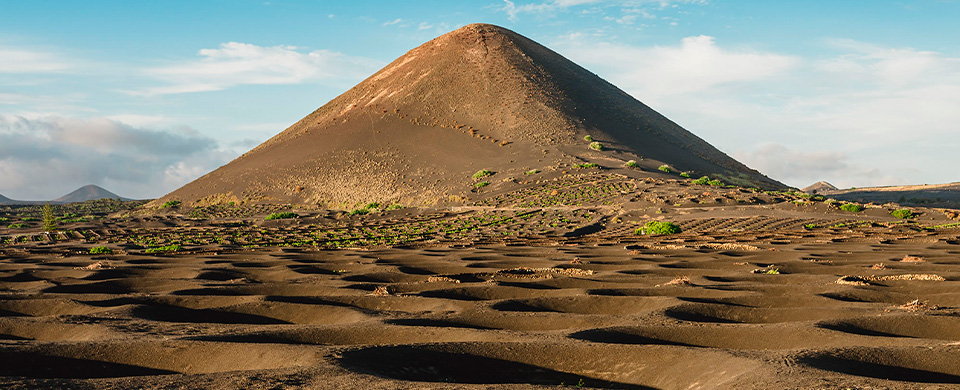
left=0, top=185, right=131, bottom=205
left=0, top=193, right=21, bottom=205
left=54, top=185, right=130, bottom=203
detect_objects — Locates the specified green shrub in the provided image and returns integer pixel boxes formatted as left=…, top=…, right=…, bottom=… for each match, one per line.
left=472, top=170, right=493, bottom=179
left=679, top=172, right=691, bottom=178
left=474, top=181, right=490, bottom=188
left=145, top=244, right=182, bottom=253
left=573, top=163, right=598, bottom=169
left=692, top=176, right=710, bottom=185
left=363, top=202, right=381, bottom=210
left=89, top=246, right=113, bottom=254
left=635, top=221, right=682, bottom=235
left=589, top=142, right=604, bottom=151
left=625, top=160, right=638, bottom=167
left=42, top=203, right=56, bottom=232
left=891, top=209, right=914, bottom=219
left=385, top=204, right=403, bottom=210
left=525, top=169, right=540, bottom=175
left=161, top=200, right=181, bottom=208
left=265, top=212, right=298, bottom=220
left=658, top=165, right=672, bottom=173
left=0, top=217, right=7, bottom=222
left=583, top=135, right=594, bottom=142
left=7, top=223, right=27, bottom=228
left=839, top=203, right=865, bottom=212
left=349, top=208, right=370, bottom=215
left=707, top=179, right=723, bottom=187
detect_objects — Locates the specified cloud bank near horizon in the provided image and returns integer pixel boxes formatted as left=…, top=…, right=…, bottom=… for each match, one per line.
left=554, top=34, right=960, bottom=188
left=0, top=115, right=233, bottom=200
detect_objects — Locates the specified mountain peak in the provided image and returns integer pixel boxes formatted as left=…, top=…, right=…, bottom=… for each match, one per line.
left=162, top=24, right=782, bottom=208
left=55, top=185, right=128, bottom=203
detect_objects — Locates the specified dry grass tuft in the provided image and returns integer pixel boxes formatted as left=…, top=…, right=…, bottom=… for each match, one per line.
left=629, top=242, right=761, bottom=251
left=836, top=273, right=945, bottom=286
left=495, top=267, right=594, bottom=279
left=900, top=255, right=925, bottom=263
left=809, top=259, right=834, bottom=264
left=893, top=298, right=940, bottom=312
left=370, top=285, right=391, bottom=296
left=656, top=276, right=692, bottom=287
left=701, top=242, right=763, bottom=251
left=425, top=276, right=460, bottom=284
left=74, top=261, right=112, bottom=270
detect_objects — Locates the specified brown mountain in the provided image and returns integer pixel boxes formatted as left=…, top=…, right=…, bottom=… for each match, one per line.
left=160, top=23, right=783, bottom=208
left=802, top=181, right=838, bottom=194
left=54, top=185, right=129, bottom=203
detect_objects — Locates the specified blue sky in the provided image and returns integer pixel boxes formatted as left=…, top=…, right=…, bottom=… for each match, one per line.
left=2, top=0, right=958, bottom=199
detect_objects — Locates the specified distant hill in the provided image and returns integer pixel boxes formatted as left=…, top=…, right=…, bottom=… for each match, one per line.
left=0, top=193, right=19, bottom=205
left=816, top=182, right=960, bottom=208
left=54, top=185, right=130, bottom=203
left=160, top=23, right=782, bottom=209
left=802, top=181, right=838, bottom=194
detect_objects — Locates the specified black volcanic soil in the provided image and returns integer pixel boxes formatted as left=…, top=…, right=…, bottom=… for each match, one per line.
left=3, top=175, right=960, bottom=389
left=5, top=22, right=958, bottom=390
left=159, top=23, right=781, bottom=210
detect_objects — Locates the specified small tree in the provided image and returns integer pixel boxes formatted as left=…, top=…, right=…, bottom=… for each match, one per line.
left=42, top=203, right=57, bottom=232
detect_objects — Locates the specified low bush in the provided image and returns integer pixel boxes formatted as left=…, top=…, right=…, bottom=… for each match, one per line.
left=525, top=169, right=540, bottom=175
left=472, top=170, right=494, bottom=179
left=265, top=212, right=298, bottom=220
left=635, top=221, right=682, bottom=235
left=891, top=209, right=914, bottom=219
left=145, top=244, right=182, bottom=253
left=161, top=200, right=181, bottom=208
left=7, top=223, right=27, bottom=228
left=349, top=208, right=370, bottom=216
left=474, top=181, right=490, bottom=188
left=679, top=172, right=691, bottom=178
left=692, top=176, right=710, bottom=185
left=573, top=163, right=598, bottom=169
left=624, top=160, right=638, bottom=167
left=839, top=203, right=865, bottom=212
left=89, top=246, right=113, bottom=254
left=385, top=204, right=403, bottom=210
left=589, top=142, right=603, bottom=151
left=583, top=135, right=594, bottom=142
left=658, top=165, right=672, bottom=173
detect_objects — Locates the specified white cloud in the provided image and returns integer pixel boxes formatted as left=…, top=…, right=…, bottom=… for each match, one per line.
left=733, top=144, right=920, bottom=189
left=138, top=42, right=380, bottom=96
left=499, top=0, right=704, bottom=21
left=556, top=35, right=798, bottom=102
left=501, top=0, right=602, bottom=21
left=104, top=114, right=165, bottom=127
left=382, top=18, right=404, bottom=26
left=554, top=34, right=960, bottom=187
left=0, top=46, right=70, bottom=73
left=0, top=115, right=233, bottom=200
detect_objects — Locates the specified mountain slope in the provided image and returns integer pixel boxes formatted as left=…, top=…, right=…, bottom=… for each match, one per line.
left=0, top=194, right=18, bottom=205
left=161, top=23, right=783, bottom=208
